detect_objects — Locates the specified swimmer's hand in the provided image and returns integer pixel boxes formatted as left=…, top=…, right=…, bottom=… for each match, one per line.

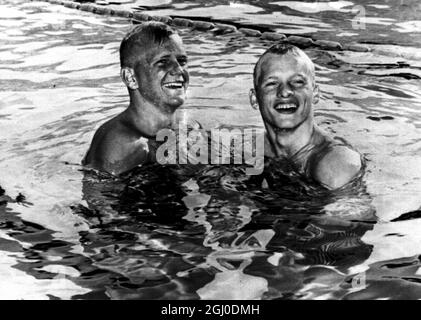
left=314, top=146, right=362, bottom=190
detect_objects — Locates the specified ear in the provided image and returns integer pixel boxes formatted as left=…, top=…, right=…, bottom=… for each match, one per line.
left=120, top=67, right=138, bottom=90
left=313, top=84, right=320, bottom=105
left=249, top=89, right=259, bottom=110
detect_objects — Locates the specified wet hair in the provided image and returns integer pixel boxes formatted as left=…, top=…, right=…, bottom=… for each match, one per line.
left=120, top=22, right=177, bottom=68
left=253, top=43, right=315, bottom=88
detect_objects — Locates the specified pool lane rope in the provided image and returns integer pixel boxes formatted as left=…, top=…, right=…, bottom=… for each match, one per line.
left=37, top=0, right=371, bottom=53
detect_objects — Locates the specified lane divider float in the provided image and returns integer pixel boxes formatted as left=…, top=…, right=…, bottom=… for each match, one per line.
left=38, top=0, right=371, bottom=52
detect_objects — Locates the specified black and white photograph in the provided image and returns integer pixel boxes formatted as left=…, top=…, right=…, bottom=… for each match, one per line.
left=0, top=0, right=420, bottom=303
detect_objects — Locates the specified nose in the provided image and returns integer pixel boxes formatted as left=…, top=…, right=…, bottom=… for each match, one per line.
left=169, top=60, right=184, bottom=76
left=277, top=84, right=292, bottom=98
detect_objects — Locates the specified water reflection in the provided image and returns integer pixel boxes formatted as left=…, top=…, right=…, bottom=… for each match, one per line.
left=112, top=0, right=421, bottom=46
left=0, top=186, right=93, bottom=299
left=65, top=160, right=375, bottom=299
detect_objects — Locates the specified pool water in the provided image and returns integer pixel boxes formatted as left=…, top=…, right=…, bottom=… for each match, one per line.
left=0, top=0, right=421, bottom=299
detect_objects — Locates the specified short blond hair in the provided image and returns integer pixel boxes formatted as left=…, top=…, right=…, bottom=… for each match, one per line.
left=253, top=43, right=315, bottom=88
left=120, top=22, right=177, bottom=68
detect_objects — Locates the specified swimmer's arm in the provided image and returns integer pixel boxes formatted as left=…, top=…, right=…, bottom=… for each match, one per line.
left=83, top=134, right=150, bottom=175
left=314, top=146, right=362, bottom=190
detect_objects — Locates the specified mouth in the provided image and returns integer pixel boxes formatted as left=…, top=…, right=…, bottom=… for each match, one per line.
left=274, top=102, right=299, bottom=114
left=162, top=80, right=185, bottom=91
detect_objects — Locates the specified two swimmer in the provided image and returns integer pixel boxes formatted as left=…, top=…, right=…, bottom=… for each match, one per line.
left=83, top=21, right=362, bottom=190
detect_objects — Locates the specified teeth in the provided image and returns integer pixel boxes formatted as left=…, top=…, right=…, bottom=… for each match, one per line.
left=163, top=82, right=184, bottom=89
left=275, top=103, right=297, bottom=110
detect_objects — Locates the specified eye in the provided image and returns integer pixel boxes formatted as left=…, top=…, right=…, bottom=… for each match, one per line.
left=290, top=79, right=306, bottom=87
left=264, top=81, right=277, bottom=87
left=156, top=59, right=168, bottom=66
left=177, top=57, right=188, bottom=66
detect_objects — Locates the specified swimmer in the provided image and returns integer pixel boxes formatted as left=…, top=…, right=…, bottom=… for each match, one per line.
left=250, top=43, right=362, bottom=189
left=83, top=22, right=189, bottom=175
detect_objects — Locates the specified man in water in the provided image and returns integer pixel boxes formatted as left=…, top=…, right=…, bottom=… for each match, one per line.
left=83, top=22, right=189, bottom=175
left=250, top=43, right=363, bottom=189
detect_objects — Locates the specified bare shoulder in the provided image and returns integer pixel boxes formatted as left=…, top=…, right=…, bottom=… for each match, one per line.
left=83, top=118, right=149, bottom=175
left=314, top=145, right=362, bottom=189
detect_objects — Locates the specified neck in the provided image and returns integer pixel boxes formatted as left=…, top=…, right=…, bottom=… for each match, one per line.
left=121, top=90, right=177, bottom=138
left=265, top=117, right=315, bottom=158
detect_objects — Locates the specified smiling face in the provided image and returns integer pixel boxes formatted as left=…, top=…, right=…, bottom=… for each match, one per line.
left=254, top=52, right=318, bottom=131
left=133, top=34, right=189, bottom=112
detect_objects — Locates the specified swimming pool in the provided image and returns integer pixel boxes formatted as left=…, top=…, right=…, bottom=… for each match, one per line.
left=0, top=0, right=421, bottom=299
